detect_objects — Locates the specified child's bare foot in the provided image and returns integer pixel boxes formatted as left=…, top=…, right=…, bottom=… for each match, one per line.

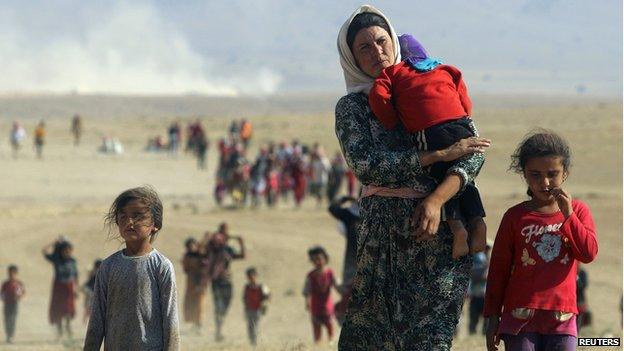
left=448, top=220, right=469, bottom=259
left=469, top=217, right=487, bottom=254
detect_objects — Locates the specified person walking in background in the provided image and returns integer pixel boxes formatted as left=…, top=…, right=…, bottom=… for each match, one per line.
left=83, top=186, right=180, bottom=351
left=309, top=146, right=331, bottom=207
left=328, top=196, right=360, bottom=326
left=326, top=152, right=346, bottom=203
left=82, top=259, right=102, bottom=324
left=228, top=119, right=241, bottom=143
left=303, top=246, right=340, bottom=344
left=468, top=242, right=491, bottom=335
left=42, top=237, right=78, bottom=341
left=576, top=266, right=591, bottom=332
left=182, top=237, right=207, bottom=333
left=10, top=121, right=26, bottom=159
left=168, top=121, right=181, bottom=156
left=196, top=133, right=209, bottom=170
left=203, top=223, right=246, bottom=342
left=290, top=149, right=307, bottom=208
left=242, top=267, right=270, bottom=346
left=240, top=119, right=253, bottom=150
left=485, top=131, right=598, bottom=351
left=71, top=114, right=82, bottom=146
left=34, top=120, right=46, bottom=159
left=1, top=265, right=25, bottom=344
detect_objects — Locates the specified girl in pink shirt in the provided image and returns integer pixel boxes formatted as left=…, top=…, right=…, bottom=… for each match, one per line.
left=484, top=130, right=598, bottom=351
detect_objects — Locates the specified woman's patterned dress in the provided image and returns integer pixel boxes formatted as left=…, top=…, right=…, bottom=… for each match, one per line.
left=335, top=93, right=484, bottom=350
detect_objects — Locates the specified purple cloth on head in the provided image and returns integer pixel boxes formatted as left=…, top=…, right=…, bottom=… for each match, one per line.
left=399, top=34, right=428, bottom=61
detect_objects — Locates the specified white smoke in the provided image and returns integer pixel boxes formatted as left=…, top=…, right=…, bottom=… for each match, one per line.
left=0, top=2, right=282, bottom=96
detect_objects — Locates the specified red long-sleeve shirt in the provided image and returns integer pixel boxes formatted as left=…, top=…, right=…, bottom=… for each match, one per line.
left=369, top=63, right=472, bottom=132
left=484, top=200, right=598, bottom=317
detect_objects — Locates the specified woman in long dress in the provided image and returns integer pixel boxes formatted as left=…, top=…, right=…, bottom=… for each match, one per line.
left=335, top=5, right=491, bottom=350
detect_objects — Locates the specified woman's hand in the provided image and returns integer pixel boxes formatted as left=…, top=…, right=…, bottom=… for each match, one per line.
left=411, top=195, right=443, bottom=241
left=486, top=316, right=501, bottom=351
left=550, top=187, right=573, bottom=218
left=440, top=137, right=491, bottom=163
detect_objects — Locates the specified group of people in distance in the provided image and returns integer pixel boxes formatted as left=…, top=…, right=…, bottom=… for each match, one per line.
left=215, top=137, right=358, bottom=209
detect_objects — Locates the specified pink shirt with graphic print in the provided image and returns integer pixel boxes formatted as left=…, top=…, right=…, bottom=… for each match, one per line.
left=484, top=199, right=597, bottom=317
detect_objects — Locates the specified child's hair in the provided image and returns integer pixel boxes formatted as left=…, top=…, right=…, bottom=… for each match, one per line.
left=509, top=129, right=571, bottom=197
left=7, top=265, right=18, bottom=274
left=246, top=267, right=258, bottom=277
left=185, top=237, right=197, bottom=250
left=308, top=246, right=329, bottom=262
left=104, top=186, right=163, bottom=240
left=93, top=259, right=102, bottom=269
left=509, top=129, right=571, bottom=173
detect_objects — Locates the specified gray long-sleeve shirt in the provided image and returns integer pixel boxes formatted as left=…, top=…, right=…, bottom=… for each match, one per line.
left=83, top=249, right=180, bottom=351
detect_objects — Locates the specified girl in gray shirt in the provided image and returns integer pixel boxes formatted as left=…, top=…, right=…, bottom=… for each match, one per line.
left=84, top=186, right=180, bottom=351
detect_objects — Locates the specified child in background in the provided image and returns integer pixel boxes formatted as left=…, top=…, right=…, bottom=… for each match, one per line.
left=242, top=267, right=271, bottom=346
left=303, top=246, right=340, bottom=344
left=82, top=259, right=102, bottom=323
left=182, top=237, right=206, bottom=333
left=42, top=237, right=78, bottom=340
left=83, top=186, right=180, bottom=351
left=1, top=265, right=25, bottom=343
left=484, top=131, right=598, bottom=351
left=369, top=34, right=487, bottom=259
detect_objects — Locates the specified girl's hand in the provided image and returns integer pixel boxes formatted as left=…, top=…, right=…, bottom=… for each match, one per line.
left=550, top=187, right=573, bottom=218
left=440, top=137, right=491, bottom=162
left=486, top=316, right=501, bottom=351
left=411, top=196, right=442, bottom=241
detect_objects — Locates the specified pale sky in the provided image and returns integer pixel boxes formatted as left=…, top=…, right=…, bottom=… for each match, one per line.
left=0, top=0, right=621, bottom=96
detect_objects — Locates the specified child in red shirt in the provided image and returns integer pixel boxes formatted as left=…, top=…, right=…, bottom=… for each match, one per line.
left=484, top=130, right=598, bottom=351
left=242, top=267, right=270, bottom=346
left=369, top=34, right=486, bottom=259
left=1, top=265, right=25, bottom=343
left=303, top=246, right=340, bottom=344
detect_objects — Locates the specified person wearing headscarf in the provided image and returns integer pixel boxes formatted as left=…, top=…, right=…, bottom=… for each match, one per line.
left=335, top=5, right=490, bottom=350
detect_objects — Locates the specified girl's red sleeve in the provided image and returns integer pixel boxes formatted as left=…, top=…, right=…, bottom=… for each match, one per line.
left=483, top=210, right=515, bottom=317
left=560, top=200, right=598, bottom=263
left=368, top=67, right=400, bottom=130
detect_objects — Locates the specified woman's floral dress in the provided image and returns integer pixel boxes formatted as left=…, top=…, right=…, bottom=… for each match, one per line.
left=335, top=92, right=484, bottom=350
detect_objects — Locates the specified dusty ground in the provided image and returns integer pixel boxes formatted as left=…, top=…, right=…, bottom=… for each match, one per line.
left=0, top=94, right=620, bottom=350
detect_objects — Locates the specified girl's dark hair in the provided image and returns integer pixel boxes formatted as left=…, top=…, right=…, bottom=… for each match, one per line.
left=510, top=129, right=571, bottom=173
left=510, top=129, right=571, bottom=196
left=308, top=246, right=329, bottom=262
left=104, top=185, right=163, bottom=241
left=347, top=12, right=391, bottom=50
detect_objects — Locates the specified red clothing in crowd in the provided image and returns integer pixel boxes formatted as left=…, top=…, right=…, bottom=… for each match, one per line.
left=369, top=63, right=472, bottom=132
left=244, top=283, right=267, bottom=311
left=304, top=268, right=336, bottom=317
left=484, top=200, right=598, bottom=317
left=1, top=279, right=25, bottom=304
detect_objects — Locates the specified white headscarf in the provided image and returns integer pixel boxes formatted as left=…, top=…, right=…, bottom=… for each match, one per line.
left=337, top=5, right=401, bottom=94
